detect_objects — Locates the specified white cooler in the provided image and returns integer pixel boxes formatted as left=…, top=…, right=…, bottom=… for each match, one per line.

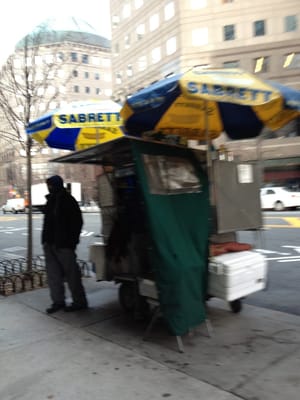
left=208, top=251, right=267, bottom=302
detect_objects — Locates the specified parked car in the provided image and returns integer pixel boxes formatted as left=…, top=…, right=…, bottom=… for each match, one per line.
left=2, top=198, right=26, bottom=214
left=260, top=187, right=300, bottom=211
left=79, top=200, right=100, bottom=213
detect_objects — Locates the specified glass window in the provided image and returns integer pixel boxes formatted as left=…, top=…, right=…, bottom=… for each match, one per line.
left=283, top=53, right=300, bottom=69
left=102, top=58, right=111, bottom=67
left=71, top=52, right=78, bottom=62
left=223, top=60, right=239, bottom=68
left=164, top=2, right=175, bottom=20
left=136, top=24, right=145, bottom=40
left=85, top=87, right=90, bottom=94
left=253, top=20, right=265, bottom=37
left=127, top=64, right=133, bottom=77
left=150, top=14, right=159, bottom=31
left=116, top=72, right=122, bottom=84
left=151, top=47, right=161, bottom=63
left=138, top=55, right=147, bottom=71
left=192, top=28, right=209, bottom=46
left=92, top=56, right=100, bottom=65
left=134, top=0, right=143, bottom=8
left=112, top=15, right=120, bottom=28
left=190, top=0, right=207, bottom=8
left=84, top=71, right=89, bottom=78
left=73, top=70, right=78, bottom=77
left=143, top=154, right=202, bottom=195
left=95, top=73, right=100, bottom=80
left=96, top=88, right=102, bottom=95
left=285, top=15, right=297, bottom=32
left=166, top=37, right=177, bottom=55
left=56, top=52, right=64, bottom=62
left=74, top=85, right=79, bottom=93
left=122, top=2, right=131, bottom=19
left=82, top=54, right=89, bottom=64
left=254, top=56, right=269, bottom=73
left=125, top=34, right=131, bottom=48
left=224, top=24, right=235, bottom=41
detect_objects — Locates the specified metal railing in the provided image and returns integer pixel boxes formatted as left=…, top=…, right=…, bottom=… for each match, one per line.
left=0, top=256, right=91, bottom=296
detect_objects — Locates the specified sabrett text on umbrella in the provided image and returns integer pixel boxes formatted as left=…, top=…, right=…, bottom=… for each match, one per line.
left=58, top=112, right=121, bottom=124
left=187, top=82, right=273, bottom=102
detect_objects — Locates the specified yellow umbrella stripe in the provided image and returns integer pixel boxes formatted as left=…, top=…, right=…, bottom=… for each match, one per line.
left=154, top=96, right=224, bottom=140
left=181, top=69, right=282, bottom=106
left=75, top=126, right=125, bottom=150
left=30, top=127, right=54, bottom=144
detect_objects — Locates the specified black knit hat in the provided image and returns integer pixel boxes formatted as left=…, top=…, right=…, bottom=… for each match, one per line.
left=46, top=175, right=64, bottom=188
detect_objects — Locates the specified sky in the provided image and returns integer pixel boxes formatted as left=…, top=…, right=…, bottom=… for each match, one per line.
left=0, top=0, right=111, bottom=62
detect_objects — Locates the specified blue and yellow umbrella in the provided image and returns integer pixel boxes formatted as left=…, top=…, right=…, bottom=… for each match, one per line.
left=26, top=100, right=125, bottom=150
left=121, top=68, right=300, bottom=141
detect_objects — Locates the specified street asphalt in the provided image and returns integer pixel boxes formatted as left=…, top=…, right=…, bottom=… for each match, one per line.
left=1, top=277, right=300, bottom=400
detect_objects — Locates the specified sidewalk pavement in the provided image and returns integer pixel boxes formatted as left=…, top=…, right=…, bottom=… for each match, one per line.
left=1, top=278, right=300, bottom=400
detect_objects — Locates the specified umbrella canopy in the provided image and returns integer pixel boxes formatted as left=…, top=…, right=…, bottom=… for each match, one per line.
left=121, top=68, right=300, bottom=141
left=26, top=100, right=125, bottom=150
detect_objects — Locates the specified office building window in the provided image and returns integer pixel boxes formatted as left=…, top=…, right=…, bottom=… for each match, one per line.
left=92, top=56, right=100, bottom=66
left=223, top=60, right=239, bottom=68
left=122, top=2, right=131, bottom=19
left=136, top=24, right=145, bottom=40
left=71, top=52, right=78, bottom=62
left=253, top=20, right=265, bottom=37
left=102, top=58, right=111, bottom=67
left=112, top=15, right=120, bottom=28
left=85, top=87, right=90, bottom=94
left=116, top=72, right=123, bottom=84
left=72, top=70, right=78, bottom=77
left=134, top=0, right=143, bottom=9
left=150, top=14, right=159, bottom=31
left=164, top=2, right=175, bottom=20
left=224, top=24, right=235, bottom=41
left=190, top=0, right=207, bottom=8
left=138, top=55, right=147, bottom=71
left=283, top=53, right=300, bottom=69
left=254, top=56, right=269, bottom=73
left=125, top=34, right=131, bottom=48
left=84, top=71, right=89, bottom=79
left=166, top=37, right=177, bottom=55
left=127, top=64, right=133, bottom=77
left=82, top=54, right=89, bottom=64
left=95, top=73, right=100, bottom=80
left=151, top=47, right=161, bottom=64
left=74, top=85, right=79, bottom=93
left=192, top=28, right=209, bottom=46
left=285, top=15, right=297, bottom=32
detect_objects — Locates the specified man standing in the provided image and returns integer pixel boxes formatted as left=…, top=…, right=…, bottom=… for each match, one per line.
left=42, top=175, right=88, bottom=314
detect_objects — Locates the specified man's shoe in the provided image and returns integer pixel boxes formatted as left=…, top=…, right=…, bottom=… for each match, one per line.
left=46, top=303, right=65, bottom=314
left=64, top=303, right=88, bottom=312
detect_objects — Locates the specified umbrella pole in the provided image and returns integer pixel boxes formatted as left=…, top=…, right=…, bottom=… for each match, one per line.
left=204, top=100, right=214, bottom=203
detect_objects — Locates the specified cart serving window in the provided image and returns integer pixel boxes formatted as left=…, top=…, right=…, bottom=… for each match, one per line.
left=143, top=154, right=203, bottom=195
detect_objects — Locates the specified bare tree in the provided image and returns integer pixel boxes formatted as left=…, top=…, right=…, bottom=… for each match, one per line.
left=0, top=22, right=84, bottom=271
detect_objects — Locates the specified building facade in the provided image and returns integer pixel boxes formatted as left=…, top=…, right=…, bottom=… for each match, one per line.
left=110, top=0, right=300, bottom=185
left=111, top=0, right=300, bottom=98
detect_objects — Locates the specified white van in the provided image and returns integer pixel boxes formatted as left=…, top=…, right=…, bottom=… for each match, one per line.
left=2, top=198, right=26, bottom=214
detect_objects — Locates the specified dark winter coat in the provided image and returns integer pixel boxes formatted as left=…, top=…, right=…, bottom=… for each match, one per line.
left=42, top=188, right=83, bottom=249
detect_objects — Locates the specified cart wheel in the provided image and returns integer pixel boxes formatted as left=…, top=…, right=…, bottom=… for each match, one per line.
left=118, top=282, right=136, bottom=312
left=229, top=299, right=242, bottom=313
